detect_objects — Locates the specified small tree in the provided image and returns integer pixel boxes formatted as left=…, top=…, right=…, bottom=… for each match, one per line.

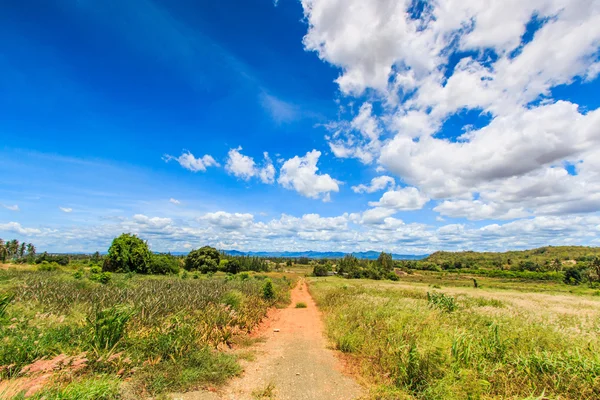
left=185, top=246, right=221, bottom=273
left=103, top=233, right=151, bottom=273
left=376, top=252, right=394, bottom=273
left=262, top=279, right=275, bottom=300
left=564, top=268, right=582, bottom=285
left=149, top=253, right=181, bottom=275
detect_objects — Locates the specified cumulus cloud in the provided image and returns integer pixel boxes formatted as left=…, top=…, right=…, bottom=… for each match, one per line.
left=301, top=0, right=600, bottom=219
left=278, top=150, right=340, bottom=201
left=369, top=187, right=430, bottom=211
left=2, top=204, right=20, bottom=211
left=164, top=150, right=219, bottom=172
left=0, top=222, right=41, bottom=235
left=225, top=147, right=276, bottom=184
left=352, top=176, right=395, bottom=193
left=59, top=207, right=73, bottom=213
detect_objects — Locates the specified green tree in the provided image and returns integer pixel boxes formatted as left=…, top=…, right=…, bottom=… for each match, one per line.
left=313, top=262, right=331, bottom=277
left=185, top=246, right=221, bottom=273
left=376, top=252, right=394, bottom=273
left=338, top=255, right=360, bottom=277
left=26, top=243, right=36, bottom=261
left=103, top=233, right=151, bottom=273
left=149, top=253, right=181, bottom=275
left=18, top=242, right=26, bottom=259
left=0, top=239, right=6, bottom=262
left=225, top=258, right=241, bottom=274
left=262, top=279, right=275, bottom=300
left=564, top=268, right=583, bottom=285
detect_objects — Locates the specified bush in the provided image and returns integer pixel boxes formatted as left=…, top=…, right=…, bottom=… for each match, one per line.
left=87, top=305, right=134, bottom=350
left=564, top=268, right=583, bottom=285
left=73, top=270, right=84, bottom=279
left=103, top=233, right=152, bottom=274
left=90, top=271, right=112, bottom=284
left=149, top=254, right=181, bottom=275
left=262, top=279, right=275, bottom=300
left=38, top=261, right=59, bottom=271
left=185, top=246, right=220, bottom=273
left=427, top=291, right=458, bottom=313
left=222, top=290, right=245, bottom=310
left=295, top=302, right=307, bottom=308
left=313, top=264, right=330, bottom=277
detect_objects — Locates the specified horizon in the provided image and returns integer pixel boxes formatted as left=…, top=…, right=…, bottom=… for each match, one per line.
left=2, top=1, right=600, bottom=254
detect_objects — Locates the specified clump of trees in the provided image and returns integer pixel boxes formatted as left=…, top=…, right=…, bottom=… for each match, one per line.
left=336, top=252, right=399, bottom=281
left=185, top=246, right=221, bottom=273
left=102, top=233, right=181, bottom=275
left=0, top=238, right=36, bottom=263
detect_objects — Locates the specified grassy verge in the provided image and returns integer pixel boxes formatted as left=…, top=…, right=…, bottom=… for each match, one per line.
left=309, top=277, right=600, bottom=399
left=0, top=268, right=293, bottom=399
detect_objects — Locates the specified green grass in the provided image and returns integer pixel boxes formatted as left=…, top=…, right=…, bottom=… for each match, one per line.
left=309, top=276, right=600, bottom=399
left=295, top=302, right=307, bottom=308
left=0, top=268, right=293, bottom=398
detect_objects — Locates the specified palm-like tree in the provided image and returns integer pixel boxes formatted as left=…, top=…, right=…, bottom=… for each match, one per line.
left=26, top=243, right=36, bottom=260
left=19, top=242, right=26, bottom=259
left=0, top=239, right=6, bottom=262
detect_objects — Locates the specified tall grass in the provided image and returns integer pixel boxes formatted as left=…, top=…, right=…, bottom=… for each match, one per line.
left=0, top=269, right=292, bottom=397
left=310, top=279, right=600, bottom=399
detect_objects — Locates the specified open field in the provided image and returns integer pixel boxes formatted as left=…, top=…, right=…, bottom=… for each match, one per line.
left=0, top=267, right=293, bottom=399
left=309, top=274, right=600, bottom=399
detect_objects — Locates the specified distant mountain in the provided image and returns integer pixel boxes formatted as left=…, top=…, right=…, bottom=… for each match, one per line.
left=222, top=250, right=428, bottom=260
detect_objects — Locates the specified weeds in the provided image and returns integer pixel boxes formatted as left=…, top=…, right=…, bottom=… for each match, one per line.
left=295, top=302, right=307, bottom=308
left=252, top=382, right=276, bottom=398
left=427, top=291, right=458, bottom=312
left=88, top=305, right=135, bottom=351
left=0, top=292, right=14, bottom=319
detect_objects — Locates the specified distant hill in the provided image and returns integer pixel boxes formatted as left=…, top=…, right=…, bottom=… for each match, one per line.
left=222, top=250, right=428, bottom=260
left=424, top=246, right=600, bottom=268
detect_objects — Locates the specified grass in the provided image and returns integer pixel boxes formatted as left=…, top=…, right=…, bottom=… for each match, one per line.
left=252, top=382, right=276, bottom=398
left=309, top=275, right=600, bottom=399
left=0, top=267, right=294, bottom=398
left=295, top=302, right=307, bottom=308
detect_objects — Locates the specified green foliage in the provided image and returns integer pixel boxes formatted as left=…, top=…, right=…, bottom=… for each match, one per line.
left=87, top=305, right=135, bottom=350
left=427, top=291, right=459, bottom=312
left=185, top=246, right=220, bottom=273
left=0, top=293, right=14, bottom=319
left=38, top=261, right=59, bottom=271
left=262, top=279, right=275, bottom=300
left=149, top=253, right=181, bottom=275
left=90, top=271, right=112, bottom=284
left=221, top=290, right=245, bottom=310
left=73, top=269, right=84, bottom=279
left=564, top=268, right=583, bottom=285
left=312, top=263, right=331, bottom=277
left=295, top=302, right=307, bottom=308
left=103, top=233, right=151, bottom=274
left=28, top=376, right=120, bottom=400
left=35, top=252, right=69, bottom=266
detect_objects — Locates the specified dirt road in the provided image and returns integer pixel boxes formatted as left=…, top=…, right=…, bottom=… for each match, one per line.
left=172, top=279, right=363, bottom=400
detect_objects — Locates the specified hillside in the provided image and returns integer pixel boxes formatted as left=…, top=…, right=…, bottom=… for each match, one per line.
left=424, top=246, right=600, bottom=269
left=223, top=250, right=428, bottom=260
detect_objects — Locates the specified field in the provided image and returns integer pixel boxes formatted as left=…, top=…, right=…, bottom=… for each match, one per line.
left=309, top=273, right=600, bottom=399
left=0, top=266, right=293, bottom=399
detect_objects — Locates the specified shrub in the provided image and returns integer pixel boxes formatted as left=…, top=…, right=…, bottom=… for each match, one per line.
left=103, top=233, right=152, bottom=273
left=149, top=253, right=181, bottom=275
left=262, top=279, right=275, bottom=300
left=90, top=266, right=102, bottom=274
left=185, top=246, right=220, bottom=273
left=222, top=290, right=245, bottom=310
left=427, top=291, right=458, bottom=312
left=313, top=264, right=330, bottom=277
left=90, top=271, right=112, bottom=284
left=38, top=261, right=59, bottom=271
left=73, top=269, right=84, bottom=279
left=295, top=302, right=307, bottom=308
left=564, top=268, right=583, bottom=285
left=88, top=305, right=134, bottom=350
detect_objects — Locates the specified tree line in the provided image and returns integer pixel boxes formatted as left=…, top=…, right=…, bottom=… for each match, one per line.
left=0, top=238, right=36, bottom=263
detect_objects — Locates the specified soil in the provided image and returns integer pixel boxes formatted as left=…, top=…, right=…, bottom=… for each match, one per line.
left=171, top=279, right=364, bottom=400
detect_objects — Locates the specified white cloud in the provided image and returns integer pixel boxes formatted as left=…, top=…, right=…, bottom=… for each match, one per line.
left=225, top=147, right=276, bottom=184
left=352, top=176, right=395, bottom=193
left=300, top=0, right=600, bottom=220
left=169, top=198, right=181, bottom=205
left=131, top=214, right=173, bottom=229
left=59, top=207, right=73, bottom=213
left=2, top=204, right=19, bottom=212
left=200, top=211, right=255, bottom=230
left=164, top=150, right=219, bottom=172
left=226, top=147, right=256, bottom=180
left=278, top=150, right=340, bottom=201
left=0, top=222, right=41, bottom=235
left=369, top=187, right=430, bottom=211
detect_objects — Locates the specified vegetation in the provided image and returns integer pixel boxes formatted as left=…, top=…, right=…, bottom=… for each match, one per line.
left=102, top=233, right=152, bottom=273
left=310, top=277, right=600, bottom=399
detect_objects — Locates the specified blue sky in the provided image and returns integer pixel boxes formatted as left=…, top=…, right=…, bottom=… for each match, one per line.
left=1, top=0, right=600, bottom=253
